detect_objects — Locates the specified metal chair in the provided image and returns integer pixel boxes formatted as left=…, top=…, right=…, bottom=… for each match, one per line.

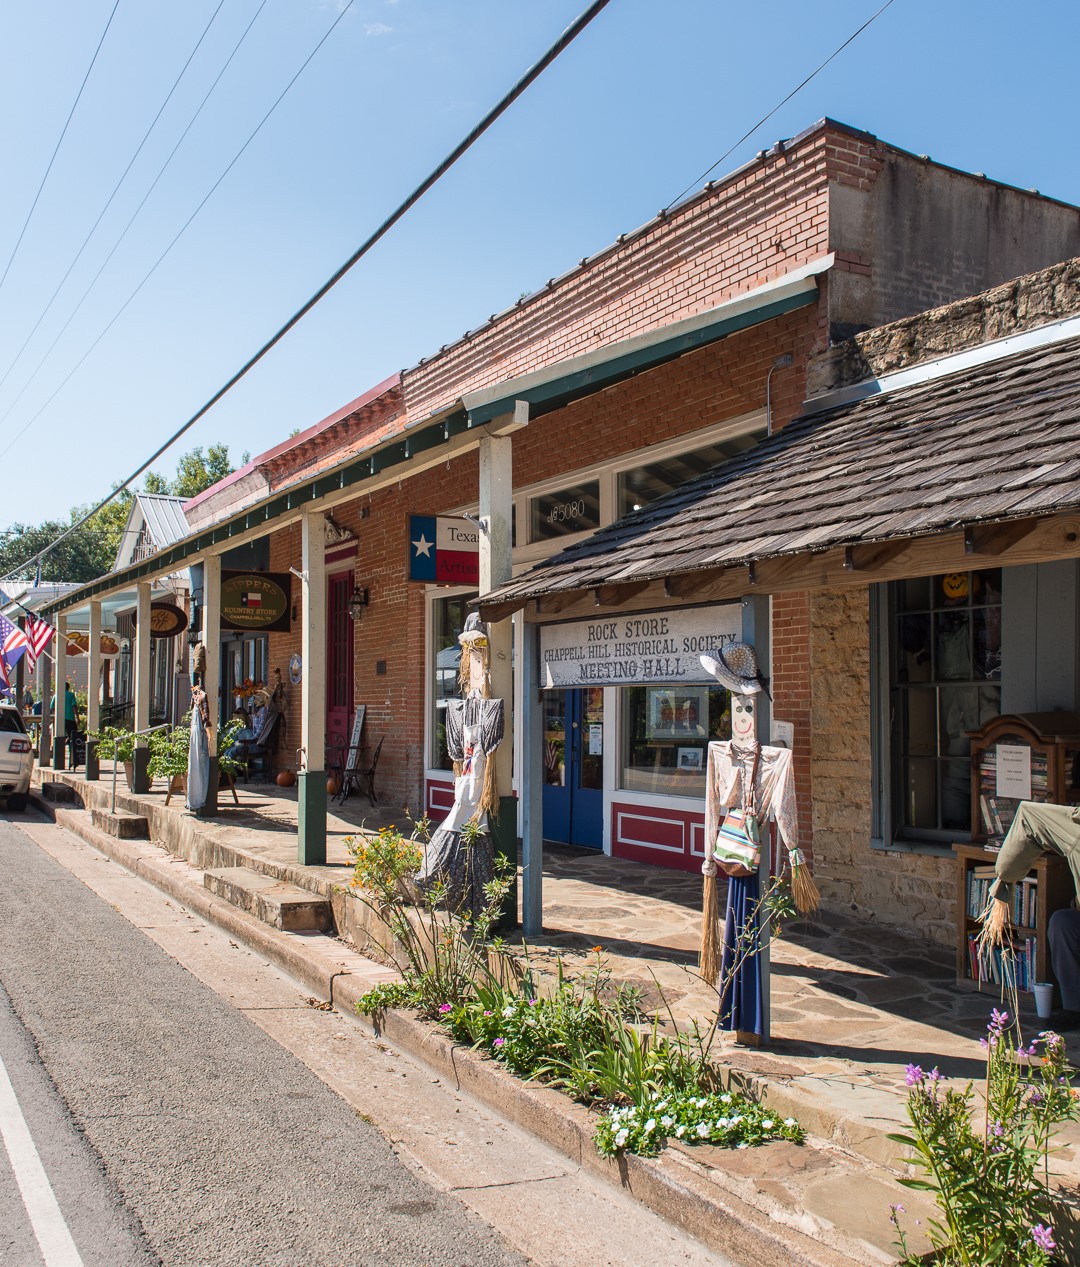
left=337, top=736, right=384, bottom=805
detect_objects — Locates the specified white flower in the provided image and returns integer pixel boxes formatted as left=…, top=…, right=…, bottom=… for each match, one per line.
left=736, top=1142, right=748, bottom=1149
left=502, top=1006, right=514, bottom=1018
left=644, top=1119, right=656, bottom=1133
left=696, top=1122, right=709, bottom=1138
left=696, top=1098, right=707, bottom=1108
left=661, top=1115, right=674, bottom=1128
left=762, top=1119, right=774, bottom=1130
left=615, top=1129, right=628, bottom=1147
left=675, top=1124, right=686, bottom=1138
left=720, top=1093, right=732, bottom=1104
left=783, top=1118, right=796, bottom=1127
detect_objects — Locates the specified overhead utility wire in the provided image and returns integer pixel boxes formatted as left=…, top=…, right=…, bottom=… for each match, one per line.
left=0, top=0, right=229, bottom=398
left=663, top=0, right=898, bottom=213
left=0, top=0, right=272, bottom=445
left=1, top=0, right=613, bottom=582
left=0, top=0, right=122, bottom=298
left=0, top=0, right=269, bottom=435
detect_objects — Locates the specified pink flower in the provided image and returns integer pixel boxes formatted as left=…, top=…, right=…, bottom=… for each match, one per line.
left=493, top=1037, right=505, bottom=1047
left=1030, top=1223, right=1055, bottom=1252
left=438, top=1003, right=452, bottom=1014
left=904, top=1064, right=924, bottom=1087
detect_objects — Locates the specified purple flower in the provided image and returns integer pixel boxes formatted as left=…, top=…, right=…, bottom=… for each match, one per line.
left=905, top=1064, right=924, bottom=1087
left=991, top=1120, right=1004, bottom=1137
left=438, top=1003, right=452, bottom=1014
left=1030, top=1223, right=1056, bottom=1252
left=990, top=1008, right=1009, bottom=1030
left=528, top=998, right=539, bottom=1007
left=493, top=1036, right=505, bottom=1047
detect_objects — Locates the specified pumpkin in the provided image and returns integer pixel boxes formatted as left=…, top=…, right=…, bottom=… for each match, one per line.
left=275, top=769, right=296, bottom=788
left=941, top=572, right=969, bottom=602
left=327, top=775, right=342, bottom=797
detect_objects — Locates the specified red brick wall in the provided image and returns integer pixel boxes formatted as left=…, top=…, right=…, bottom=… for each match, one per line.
left=401, top=129, right=832, bottom=423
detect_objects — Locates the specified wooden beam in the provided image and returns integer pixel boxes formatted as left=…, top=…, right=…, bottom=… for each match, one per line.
left=843, top=540, right=911, bottom=572
left=963, top=517, right=1044, bottom=557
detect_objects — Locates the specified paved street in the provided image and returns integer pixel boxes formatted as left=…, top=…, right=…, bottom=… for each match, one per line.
left=0, top=813, right=727, bottom=1267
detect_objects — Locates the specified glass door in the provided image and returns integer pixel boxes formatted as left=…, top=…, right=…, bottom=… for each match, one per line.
left=542, top=688, right=603, bottom=848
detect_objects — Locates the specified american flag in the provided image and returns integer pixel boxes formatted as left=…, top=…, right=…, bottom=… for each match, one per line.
left=23, top=613, right=54, bottom=669
left=0, top=613, right=28, bottom=696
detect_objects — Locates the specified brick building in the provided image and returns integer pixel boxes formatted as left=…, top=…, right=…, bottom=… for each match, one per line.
left=46, top=118, right=1080, bottom=944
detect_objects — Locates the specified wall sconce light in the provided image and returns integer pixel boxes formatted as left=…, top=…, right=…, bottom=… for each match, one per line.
left=348, top=585, right=370, bottom=620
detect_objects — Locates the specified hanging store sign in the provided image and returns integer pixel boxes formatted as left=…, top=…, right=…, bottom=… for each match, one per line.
left=129, top=601, right=189, bottom=639
left=408, top=515, right=479, bottom=585
left=220, top=572, right=292, bottom=633
left=539, top=604, right=742, bottom=688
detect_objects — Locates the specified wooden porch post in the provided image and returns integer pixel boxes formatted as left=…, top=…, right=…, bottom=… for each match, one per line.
left=52, top=612, right=67, bottom=771
left=299, top=510, right=327, bottom=864
left=86, top=600, right=101, bottom=779
left=521, top=619, right=544, bottom=937
left=200, top=553, right=222, bottom=815
left=132, top=583, right=152, bottom=791
left=479, top=402, right=526, bottom=925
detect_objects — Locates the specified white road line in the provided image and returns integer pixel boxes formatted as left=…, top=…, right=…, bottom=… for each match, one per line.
left=0, top=1051, right=84, bottom=1267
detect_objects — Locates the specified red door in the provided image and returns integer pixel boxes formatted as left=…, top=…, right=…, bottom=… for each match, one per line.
left=326, top=570, right=354, bottom=760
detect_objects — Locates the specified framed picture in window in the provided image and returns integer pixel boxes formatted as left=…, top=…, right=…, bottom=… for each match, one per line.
left=646, top=686, right=709, bottom=740
left=677, top=746, right=703, bottom=772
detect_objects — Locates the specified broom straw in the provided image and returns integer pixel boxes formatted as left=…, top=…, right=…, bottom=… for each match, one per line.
left=787, top=847, right=820, bottom=914
left=699, top=871, right=723, bottom=985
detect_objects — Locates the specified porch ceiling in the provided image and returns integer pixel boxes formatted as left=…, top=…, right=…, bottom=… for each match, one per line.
left=478, top=329, right=1080, bottom=622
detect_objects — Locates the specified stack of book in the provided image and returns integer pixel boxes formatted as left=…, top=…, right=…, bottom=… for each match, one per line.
left=965, top=932, right=1037, bottom=991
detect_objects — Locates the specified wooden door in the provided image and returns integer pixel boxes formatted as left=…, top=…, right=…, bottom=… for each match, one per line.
left=326, top=570, right=354, bottom=758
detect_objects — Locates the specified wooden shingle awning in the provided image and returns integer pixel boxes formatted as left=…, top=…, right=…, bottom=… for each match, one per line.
left=478, top=331, right=1080, bottom=623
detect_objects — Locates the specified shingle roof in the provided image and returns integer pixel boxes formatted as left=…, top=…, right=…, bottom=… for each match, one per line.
left=479, top=332, right=1080, bottom=614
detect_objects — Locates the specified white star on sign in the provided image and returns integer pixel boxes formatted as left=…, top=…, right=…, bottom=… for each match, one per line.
left=412, top=533, right=433, bottom=558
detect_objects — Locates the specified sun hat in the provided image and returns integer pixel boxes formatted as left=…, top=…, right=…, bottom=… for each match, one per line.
left=458, top=613, right=489, bottom=646
left=699, top=642, right=768, bottom=696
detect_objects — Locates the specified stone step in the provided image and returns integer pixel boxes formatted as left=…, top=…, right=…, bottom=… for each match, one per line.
left=40, top=781, right=76, bottom=802
left=90, top=808, right=149, bottom=839
left=204, top=868, right=332, bottom=933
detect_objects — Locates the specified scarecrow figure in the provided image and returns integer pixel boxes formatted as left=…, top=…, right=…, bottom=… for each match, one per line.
left=416, top=614, right=505, bottom=916
left=699, top=643, right=818, bottom=1041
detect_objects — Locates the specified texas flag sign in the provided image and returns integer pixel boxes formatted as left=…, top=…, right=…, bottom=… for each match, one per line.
left=408, top=515, right=479, bottom=585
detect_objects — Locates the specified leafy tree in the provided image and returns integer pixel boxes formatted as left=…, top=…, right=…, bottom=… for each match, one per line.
left=171, top=444, right=239, bottom=500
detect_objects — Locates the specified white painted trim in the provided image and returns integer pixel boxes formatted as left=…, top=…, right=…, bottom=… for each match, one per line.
left=804, top=312, right=1080, bottom=415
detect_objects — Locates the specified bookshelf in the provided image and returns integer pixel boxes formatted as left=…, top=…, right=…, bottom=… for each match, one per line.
left=956, top=712, right=1080, bottom=993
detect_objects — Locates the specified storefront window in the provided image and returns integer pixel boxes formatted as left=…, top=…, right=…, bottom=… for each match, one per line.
left=528, top=480, right=600, bottom=542
left=431, top=592, right=474, bottom=770
left=620, top=683, right=730, bottom=796
left=617, top=432, right=765, bottom=517
left=891, top=569, right=1002, bottom=838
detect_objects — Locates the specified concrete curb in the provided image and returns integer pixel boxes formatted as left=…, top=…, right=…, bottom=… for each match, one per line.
left=29, top=788, right=893, bottom=1267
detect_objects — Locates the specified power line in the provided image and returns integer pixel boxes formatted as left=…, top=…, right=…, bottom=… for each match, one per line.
left=663, top=0, right=898, bottom=214
left=0, top=0, right=270, bottom=435
left=1, top=0, right=614, bottom=583
left=0, top=0, right=122, bottom=299
left=0, top=0, right=230, bottom=398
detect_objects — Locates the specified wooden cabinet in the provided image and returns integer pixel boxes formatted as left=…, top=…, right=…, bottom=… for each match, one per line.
left=969, top=712, right=1080, bottom=844
left=954, top=843, right=1072, bottom=993
left=956, top=712, right=1080, bottom=993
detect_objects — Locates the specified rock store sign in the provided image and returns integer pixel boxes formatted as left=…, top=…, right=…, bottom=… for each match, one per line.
left=540, top=604, right=741, bottom=688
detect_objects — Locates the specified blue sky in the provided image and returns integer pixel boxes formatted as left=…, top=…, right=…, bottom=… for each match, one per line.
left=1, top=0, right=1078, bottom=531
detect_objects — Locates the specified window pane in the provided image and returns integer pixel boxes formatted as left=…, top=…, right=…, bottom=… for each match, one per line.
left=431, top=593, right=473, bottom=770
left=529, top=481, right=600, bottom=542
left=620, top=683, right=727, bottom=796
left=579, top=687, right=604, bottom=791
left=890, top=569, right=1001, bottom=838
left=617, top=432, right=764, bottom=517
left=935, top=610, right=970, bottom=680
left=896, top=614, right=932, bottom=683
left=544, top=693, right=566, bottom=787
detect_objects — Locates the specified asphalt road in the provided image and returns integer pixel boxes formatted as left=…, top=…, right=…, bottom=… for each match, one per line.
left=0, top=815, right=529, bottom=1267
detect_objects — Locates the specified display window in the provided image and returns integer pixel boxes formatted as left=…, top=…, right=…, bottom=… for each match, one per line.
left=890, top=569, right=1002, bottom=838
left=619, top=682, right=731, bottom=796
left=431, top=592, right=474, bottom=770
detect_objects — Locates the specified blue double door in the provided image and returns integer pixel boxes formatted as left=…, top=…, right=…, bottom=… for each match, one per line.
left=542, top=687, right=604, bottom=848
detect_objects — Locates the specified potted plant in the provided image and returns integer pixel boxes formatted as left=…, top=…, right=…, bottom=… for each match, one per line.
left=88, top=724, right=137, bottom=788
left=148, top=721, right=190, bottom=797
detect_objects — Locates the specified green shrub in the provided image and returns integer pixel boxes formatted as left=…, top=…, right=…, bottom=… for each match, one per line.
left=87, top=724, right=136, bottom=762
left=890, top=1009, right=1077, bottom=1266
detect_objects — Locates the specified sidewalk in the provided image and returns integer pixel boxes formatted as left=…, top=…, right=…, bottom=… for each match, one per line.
left=27, top=763, right=1080, bottom=1263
